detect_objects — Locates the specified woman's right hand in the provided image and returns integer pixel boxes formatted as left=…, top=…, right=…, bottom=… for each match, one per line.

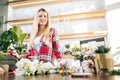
left=8, top=50, right=15, bottom=56
left=27, top=56, right=34, bottom=59
left=8, top=50, right=21, bottom=59
left=14, top=53, right=21, bottom=59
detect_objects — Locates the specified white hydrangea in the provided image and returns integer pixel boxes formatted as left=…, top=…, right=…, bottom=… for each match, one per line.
left=15, top=59, right=54, bottom=76
left=37, top=62, right=54, bottom=74
left=15, top=59, right=39, bottom=76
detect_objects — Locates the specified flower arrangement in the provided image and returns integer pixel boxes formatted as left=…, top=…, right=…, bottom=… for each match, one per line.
left=15, top=59, right=38, bottom=76
left=71, top=43, right=80, bottom=55
left=37, top=62, right=54, bottom=75
left=14, top=58, right=54, bottom=76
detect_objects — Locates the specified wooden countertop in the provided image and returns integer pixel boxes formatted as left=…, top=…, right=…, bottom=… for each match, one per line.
left=1, top=73, right=120, bottom=80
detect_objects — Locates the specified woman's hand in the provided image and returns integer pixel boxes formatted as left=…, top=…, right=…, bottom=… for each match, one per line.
left=8, top=50, right=15, bottom=56
left=27, top=56, right=34, bottom=59
left=8, top=50, right=21, bottom=59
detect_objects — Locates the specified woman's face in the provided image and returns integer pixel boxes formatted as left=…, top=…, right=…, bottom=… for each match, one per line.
left=38, top=11, right=48, bottom=26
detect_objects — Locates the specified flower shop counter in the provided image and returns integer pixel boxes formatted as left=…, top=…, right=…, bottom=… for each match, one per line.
left=1, top=73, right=93, bottom=80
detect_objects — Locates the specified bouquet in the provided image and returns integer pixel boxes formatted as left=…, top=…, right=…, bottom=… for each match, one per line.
left=37, top=62, right=54, bottom=75
left=14, top=58, right=54, bottom=76
left=15, top=58, right=39, bottom=76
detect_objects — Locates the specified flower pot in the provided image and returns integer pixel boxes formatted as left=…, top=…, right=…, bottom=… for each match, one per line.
left=1, top=64, right=9, bottom=75
left=96, top=52, right=113, bottom=71
left=0, top=67, right=4, bottom=75
left=96, top=54, right=107, bottom=69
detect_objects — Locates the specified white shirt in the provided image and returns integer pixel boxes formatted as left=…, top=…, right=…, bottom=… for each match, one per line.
left=33, top=35, right=42, bottom=50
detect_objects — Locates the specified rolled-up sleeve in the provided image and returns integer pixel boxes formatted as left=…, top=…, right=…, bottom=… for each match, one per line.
left=52, top=28, right=62, bottom=59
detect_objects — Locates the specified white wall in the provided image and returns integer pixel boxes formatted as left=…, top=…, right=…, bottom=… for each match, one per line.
left=105, top=0, right=120, bottom=65
left=105, top=0, right=120, bottom=54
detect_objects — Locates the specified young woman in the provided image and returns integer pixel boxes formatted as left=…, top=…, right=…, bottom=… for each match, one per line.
left=13, top=8, right=62, bottom=64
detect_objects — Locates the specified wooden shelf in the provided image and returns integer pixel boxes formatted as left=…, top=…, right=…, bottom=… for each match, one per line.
left=62, top=55, right=75, bottom=58
left=24, top=32, right=107, bottom=41
left=8, top=0, right=70, bottom=9
left=7, top=18, right=33, bottom=26
left=7, top=10, right=106, bottom=26
left=59, top=32, right=107, bottom=40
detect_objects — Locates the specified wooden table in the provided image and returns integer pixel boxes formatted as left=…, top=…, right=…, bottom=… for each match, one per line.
left=0, top=73, right=120, bottom=80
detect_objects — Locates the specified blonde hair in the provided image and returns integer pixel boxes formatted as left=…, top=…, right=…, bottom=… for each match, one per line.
left=29, top=8, right=51, bottom=48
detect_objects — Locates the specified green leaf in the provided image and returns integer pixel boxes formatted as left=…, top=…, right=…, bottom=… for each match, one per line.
left=95, top=45, right=110, bottom=54
left=18, top=34, right=28, bottom=42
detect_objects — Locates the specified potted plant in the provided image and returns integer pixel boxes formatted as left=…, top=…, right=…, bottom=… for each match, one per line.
left=95, top=45, right=110, bottom=54
left=0, top=26, right=28, bottom=53
left=64, top=44, right=72, bottom=55
left=8, top=26, right=28, bottom=55
left=95, top=45, right=113, bottom=71
left=0, top=26, right=28, bottom=73
left=0, top=29, right=14, bottom=74
left=74, top=53, right=84, bottom=62
left=72, top=43, right=80, bottom=55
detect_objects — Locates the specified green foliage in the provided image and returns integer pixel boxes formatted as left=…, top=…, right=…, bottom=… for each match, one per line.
left=95, top=45, right=110, bottom=54
left=9, top=26, right=28, bottom=42
left=64, top=51, right=72, bottom=55
left=64, top=44, right=71, bottom=55
left=65, top=44, right=70, bottom=49
left=72, top=43, right=80, bottom=52
left=0, top=30, right=17, bottom=52
left=8, top=26, right=28, bottom=54
left=109, top=70, right=120, bottom=75
left=74, top=54, right=84, bottom=62
left=0, top=26, right=28, bottom=54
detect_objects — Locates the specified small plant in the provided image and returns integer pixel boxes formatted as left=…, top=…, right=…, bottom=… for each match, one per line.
left=95, top=45, right=110, bottom=54
left=0, top=26, right=28, bottom=61
left=65, top=44, right=70, bottom=49
left=72, top=43, right=80, bottom=52
left=74, top=54, right=84, bottom=62
left=0, top=30, right=17, bottom=52
left=109, top=70, right=120, bottom=75
left=0, top=26, right=28, bottom=53
left=64, top=44, right=71, bottom=55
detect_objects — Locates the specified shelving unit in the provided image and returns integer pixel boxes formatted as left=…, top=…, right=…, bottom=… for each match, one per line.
left=24, top=32, right=107, bottom=41
left=8, top=0, right=70, bottom=9
left=7, top=0, right=107, bottom=42
left=7, top=10, right=106, bottom=25
left=59, top=32, right=107, bottom=40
